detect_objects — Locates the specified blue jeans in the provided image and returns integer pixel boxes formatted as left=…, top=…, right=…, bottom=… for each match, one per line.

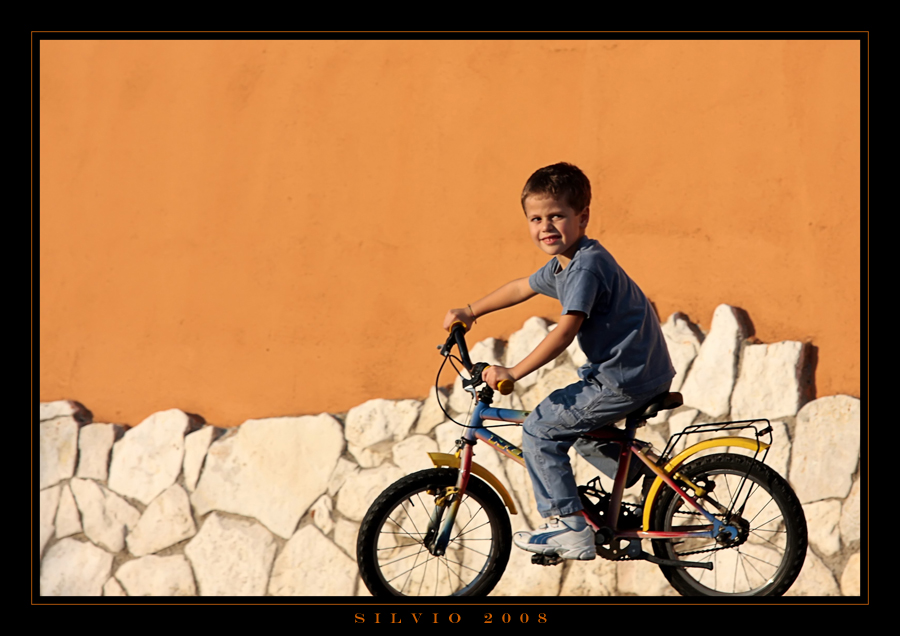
left=522, top=373, right=672, bottom=518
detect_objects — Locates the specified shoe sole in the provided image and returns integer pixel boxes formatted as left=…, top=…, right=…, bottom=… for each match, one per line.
left=513, top=537, right=596, bottom=561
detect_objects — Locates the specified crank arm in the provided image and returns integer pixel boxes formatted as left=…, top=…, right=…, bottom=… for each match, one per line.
left=639, top=551, right=713, bottom=570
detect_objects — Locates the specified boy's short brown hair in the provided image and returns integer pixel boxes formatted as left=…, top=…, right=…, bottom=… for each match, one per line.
left=520, top=162, right=592, bottom=212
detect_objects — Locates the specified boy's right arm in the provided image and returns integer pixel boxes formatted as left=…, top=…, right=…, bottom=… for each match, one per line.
left=442, top=277, right=536, bottom=331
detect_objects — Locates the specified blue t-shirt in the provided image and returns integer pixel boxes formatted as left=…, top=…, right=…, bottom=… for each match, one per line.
left=529, top=236, right=675, bottom=394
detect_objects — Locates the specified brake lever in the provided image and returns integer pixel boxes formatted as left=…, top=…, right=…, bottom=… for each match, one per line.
left=462, top=362, right=489, bottom=389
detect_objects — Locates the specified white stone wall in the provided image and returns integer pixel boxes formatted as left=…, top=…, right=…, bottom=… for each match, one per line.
left=38, top=305, right=862, bottom=597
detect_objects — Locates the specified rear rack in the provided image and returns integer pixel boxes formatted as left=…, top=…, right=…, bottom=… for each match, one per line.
left=657, top=418, right=775, bottom=522
left=658, top=419, right=774, bottom=467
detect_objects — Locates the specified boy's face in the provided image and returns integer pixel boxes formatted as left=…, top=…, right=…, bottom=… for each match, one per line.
left=524, top=194, right=589, bottom=264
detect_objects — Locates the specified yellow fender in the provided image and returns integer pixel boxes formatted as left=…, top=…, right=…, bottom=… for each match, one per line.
left=428, top=452, right=518, bottom=515
left=641, top=437, right=771, bottom=531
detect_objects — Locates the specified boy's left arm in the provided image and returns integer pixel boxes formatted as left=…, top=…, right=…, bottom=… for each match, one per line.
left=483, top=312, right=585, bottom=389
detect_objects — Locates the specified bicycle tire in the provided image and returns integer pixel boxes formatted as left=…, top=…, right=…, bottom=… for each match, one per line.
left=650, top=453, right=807, bottom=596
left=357, top=468, right=512, bottom=596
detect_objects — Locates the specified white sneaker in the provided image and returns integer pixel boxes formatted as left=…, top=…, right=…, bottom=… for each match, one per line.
left=513, top=516, right=596, bottom=560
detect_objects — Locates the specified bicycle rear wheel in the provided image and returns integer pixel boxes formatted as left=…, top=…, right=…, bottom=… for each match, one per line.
left=650, top=453, right=807, bottom=596
left=357, top=468, right=511, bottom=596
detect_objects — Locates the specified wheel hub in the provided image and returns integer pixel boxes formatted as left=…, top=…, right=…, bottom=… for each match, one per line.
left=716, top=515, right=750, bottom=547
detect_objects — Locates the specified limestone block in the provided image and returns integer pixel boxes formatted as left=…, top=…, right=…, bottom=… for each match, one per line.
left=344, top=399, right=422, bottom=450
left=505, top=317, right=552, bottom=390
left=41, top=401, right=75, bottom=421
left=115, top=555, right=197, bottom=596
left=40, top=485, right=61, bottom=558
left=489, top=547, right=562, bottom=596
left=40, top=416, right=82, bottom=489
left=784, top=547, right=840, bottom=596
left=434, top=421, right=465, bottom=455
left=666, top=408, right=699, bottom=454
left=662, top=312, right=703, bottom=393
left=491, top=388, right=526, bottom=411
left=616, top=559, right=678, bottom=596
left=731, top=341, right=809, bottom=421
left=840, top=478, right=860, bottom=545
left=191, top=413, right=344, bottom=539
left=333, top=518, right=360, bottom=558
left=70, top=477, right=141, bottom=553
left=311, top=494, right=335, bottom=536
left=414, top=386, right=450, bottom=435
left=184, top=512, right=277, bottom=596
left=471, top=337, right=506, bottom=367
left=55, top=482, right=83, bottom=539
left=40, top=400, right=92, bottom=423
left=108, top=409, right=200, bottom=505
left=448, top=374, right=476, bottom=415
left=789, top=395, right=860, bottom=503
left=40, top=538, right=112, bottom=596
left=334, top=464, right=405, bottom=522
left=559, top=557, right=616, bottom=597
left=680, top=305, right=747, bottom=417
left=347, top=441, right=390, bottom=468
left=126, top=484, right=197, bottom=557
left=183, top=426, right=226, bottom=492
left=840, top=551, right=861, bottom=596
left=76, top=423, right=125, bottom=482
left=762, top=420, right=791, bottom=482
left=327, top=457, right=359, bottom=497
left=502, top=455, right=543, bottom=530
left=268, top=525, right=358, bottom=596
left=103, top=576, right=126, bottom=596
left=521, top=364, right=581, bottom=411
left=559, top=557, right=617, bottom=596
left=803, top=499, right=841, bottom=556
left=391, top=434, right=439, bottom=475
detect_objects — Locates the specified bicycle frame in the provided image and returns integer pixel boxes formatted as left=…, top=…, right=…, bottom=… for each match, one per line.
left=428, top=396, right=742, bottom=556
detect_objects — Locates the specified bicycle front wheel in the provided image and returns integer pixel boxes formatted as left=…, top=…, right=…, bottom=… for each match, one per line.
left=650, top=453, right=807, bottom=596
left=357, top=468, right=511, bottom=596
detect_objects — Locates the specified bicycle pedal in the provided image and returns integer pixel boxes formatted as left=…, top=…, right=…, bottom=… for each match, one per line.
left=531, top=554, right=564, bottom=567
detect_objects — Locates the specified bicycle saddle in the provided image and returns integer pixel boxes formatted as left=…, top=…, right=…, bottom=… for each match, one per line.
left=625, top=391, right=683, bottom=426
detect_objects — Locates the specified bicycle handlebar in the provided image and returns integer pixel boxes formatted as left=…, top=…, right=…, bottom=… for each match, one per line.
left=441, top=322, right=514, bottom=395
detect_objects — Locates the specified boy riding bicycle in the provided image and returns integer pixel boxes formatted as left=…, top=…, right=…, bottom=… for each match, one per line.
left=442, top=162, right=675, bottom=561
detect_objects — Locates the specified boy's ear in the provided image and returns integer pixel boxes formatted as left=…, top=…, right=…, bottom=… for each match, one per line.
left=579, top=206, right=590, bottom=228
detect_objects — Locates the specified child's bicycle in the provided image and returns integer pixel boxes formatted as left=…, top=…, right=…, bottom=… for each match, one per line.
left=356, top=323, right=808, bottom=597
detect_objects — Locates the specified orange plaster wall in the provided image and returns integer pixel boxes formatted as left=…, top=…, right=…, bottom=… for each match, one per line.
left=39, top=40, right=862, bottom=427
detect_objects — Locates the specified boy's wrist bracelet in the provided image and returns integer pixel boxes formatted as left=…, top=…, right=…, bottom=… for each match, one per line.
left=468, top=304, right=477, bottom=324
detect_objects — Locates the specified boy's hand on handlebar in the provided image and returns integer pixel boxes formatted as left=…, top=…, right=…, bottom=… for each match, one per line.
left=443, top=308, right=474, bottom=332
left=483, top=365, right=515, bottom=391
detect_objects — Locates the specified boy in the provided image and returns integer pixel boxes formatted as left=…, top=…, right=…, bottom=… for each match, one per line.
left=442, top=162, right=674, bottom=560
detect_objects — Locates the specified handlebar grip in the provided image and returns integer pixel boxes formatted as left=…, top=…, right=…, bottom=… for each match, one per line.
left=448, top=320, right=467, bottom=333
left=497, top=379, right=515, bottom=396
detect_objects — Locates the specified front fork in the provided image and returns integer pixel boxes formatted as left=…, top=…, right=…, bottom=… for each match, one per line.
left=429, top=437, right=475, bottom=556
